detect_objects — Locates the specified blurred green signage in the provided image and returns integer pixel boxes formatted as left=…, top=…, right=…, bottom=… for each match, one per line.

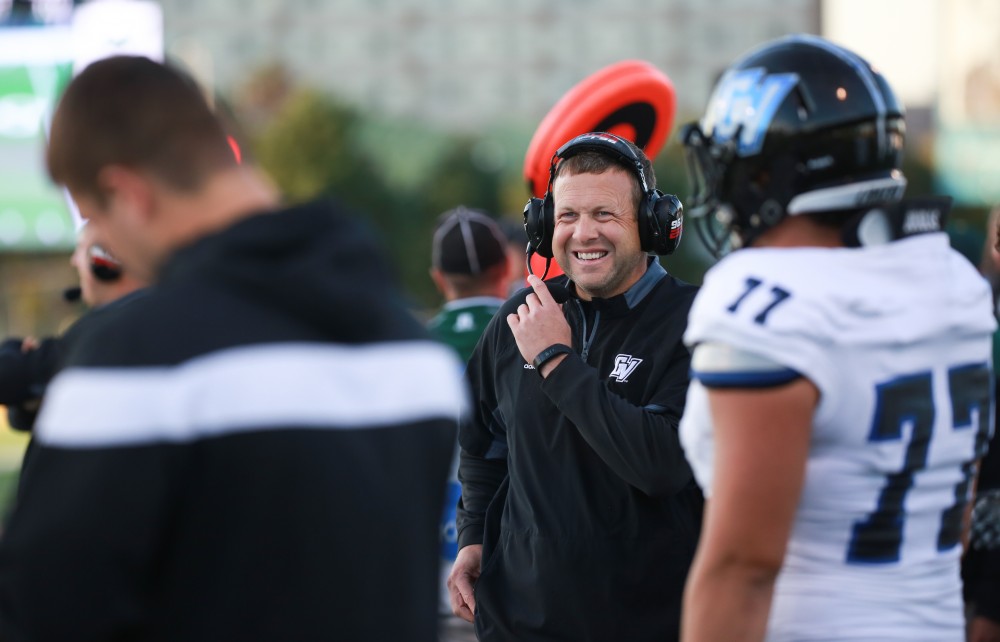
left=0, top=28, right=75, bottom=251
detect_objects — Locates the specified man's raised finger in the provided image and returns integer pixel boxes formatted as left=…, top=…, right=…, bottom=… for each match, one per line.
left=527, top=274, right=556, bottom=306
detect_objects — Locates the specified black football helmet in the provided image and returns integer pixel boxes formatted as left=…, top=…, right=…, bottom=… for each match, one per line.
left=681, top=34, right=907, bottom=255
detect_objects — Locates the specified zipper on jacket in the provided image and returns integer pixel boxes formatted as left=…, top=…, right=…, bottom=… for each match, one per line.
left=573, top=300, right=601, bottom=363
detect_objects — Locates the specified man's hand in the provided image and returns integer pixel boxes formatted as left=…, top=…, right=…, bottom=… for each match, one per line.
left=507, top=275, right=572, bottom=377
left=447, top=544, right=483, bottom=623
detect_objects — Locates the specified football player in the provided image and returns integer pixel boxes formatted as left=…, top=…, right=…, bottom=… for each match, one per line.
left=678, top=34, right=995, bottom=641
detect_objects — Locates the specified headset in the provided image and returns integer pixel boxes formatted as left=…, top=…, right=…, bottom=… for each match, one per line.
left=64, top=241, right=123, bottom=302
left=523, top=132, right=684, bottom=266
left=88, top=243, right=122, bottom=282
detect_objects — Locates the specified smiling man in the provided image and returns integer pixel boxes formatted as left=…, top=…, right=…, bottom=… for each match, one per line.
left=447, top=133, right=703, bottom=642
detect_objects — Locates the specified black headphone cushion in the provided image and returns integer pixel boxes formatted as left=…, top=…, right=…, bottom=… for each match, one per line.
left=640, top=191, right=684, bottom=255
left=523, top=196, right=554, bottom=258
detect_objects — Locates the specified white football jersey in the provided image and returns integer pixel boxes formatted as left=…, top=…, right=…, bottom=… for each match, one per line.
left=679, top=233, right=996, bottom=641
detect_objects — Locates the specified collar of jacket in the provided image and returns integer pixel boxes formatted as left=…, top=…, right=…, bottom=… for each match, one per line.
left=568, top=257, right=667, bottom=317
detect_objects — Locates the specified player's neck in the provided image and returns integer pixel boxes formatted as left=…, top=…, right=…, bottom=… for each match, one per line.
left=752, top=215, right=844, bottom=249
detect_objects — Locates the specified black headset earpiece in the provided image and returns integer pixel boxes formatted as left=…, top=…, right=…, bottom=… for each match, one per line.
left=640, top=190, right=684, bottom=256
left=89, top=244, right=123, bottom=282
left=522, top=132, right=683, bottom=259
left=523, top=195, right=551, bottom=258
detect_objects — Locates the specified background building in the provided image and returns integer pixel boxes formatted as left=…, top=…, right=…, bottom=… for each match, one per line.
left=162, top=0, right=821, bottom=131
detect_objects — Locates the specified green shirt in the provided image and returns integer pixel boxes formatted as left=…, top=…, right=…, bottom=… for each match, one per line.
left=427, top=296, right=504, bottom=363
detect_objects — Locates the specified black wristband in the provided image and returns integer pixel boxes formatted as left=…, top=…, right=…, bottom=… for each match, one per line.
left=532, top=343, right=573, bottom=375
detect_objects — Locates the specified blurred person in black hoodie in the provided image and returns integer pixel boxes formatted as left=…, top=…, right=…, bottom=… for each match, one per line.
left=0, top=55, right=463, bottom=642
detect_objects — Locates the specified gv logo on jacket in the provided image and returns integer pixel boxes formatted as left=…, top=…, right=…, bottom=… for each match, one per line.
left=609, top=354, right=642, bottom=382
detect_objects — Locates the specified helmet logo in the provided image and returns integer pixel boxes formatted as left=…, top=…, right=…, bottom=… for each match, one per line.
left=703, top=68, right=799, bottom=156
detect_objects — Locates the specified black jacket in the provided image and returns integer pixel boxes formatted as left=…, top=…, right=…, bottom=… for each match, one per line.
left=0, top=289, right=149, bottom=433
left=0, top=199, right=462, bottom=642
left=457, top=260, right=703, bottom=642
left=0, top=337, right=55, bottom=408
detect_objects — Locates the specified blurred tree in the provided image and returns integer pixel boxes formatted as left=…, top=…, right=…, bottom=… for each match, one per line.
left=406, top=135, right=511, bottom=308
left=250, top=89, right=407, bottom=286
left=234, top=63, right=296, bottom=133
left=253, top=90, right=382, bottom=208
left=249, top=88, right=529, bottom=310
left=422, top=136, right=505, bottom=219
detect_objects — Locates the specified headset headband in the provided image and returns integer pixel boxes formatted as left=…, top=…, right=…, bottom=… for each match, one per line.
left=546, top=132, right=652, bottom=195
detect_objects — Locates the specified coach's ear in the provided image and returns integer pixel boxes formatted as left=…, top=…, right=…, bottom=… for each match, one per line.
left=95, top=164, right=156, bottom=223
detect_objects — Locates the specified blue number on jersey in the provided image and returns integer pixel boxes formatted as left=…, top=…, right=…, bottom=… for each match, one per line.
left=847, top=363, right=992, bottom=564
left=726, top=276, right=792, bottom=325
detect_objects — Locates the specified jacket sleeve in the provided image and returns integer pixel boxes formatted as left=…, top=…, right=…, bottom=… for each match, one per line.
left=539, top=337, right=694, bottom=497
left=456, top=452, right=506, bottom=548
left=455, top=316, right=509, bottom=549
left=0, top=441, right=181, bottom=640
left=0, top=337, right=59, bottom=406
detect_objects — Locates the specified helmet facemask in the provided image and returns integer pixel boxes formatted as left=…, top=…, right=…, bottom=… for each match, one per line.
left=682, top=123, right=739, bottom=257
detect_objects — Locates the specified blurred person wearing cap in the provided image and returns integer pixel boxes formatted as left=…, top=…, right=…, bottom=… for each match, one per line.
left=0, top=223, right=148, bottom=433
left=428, top=206, right=510, bottom=642
left=428, top=207, right=511, bottom=362
left=0, top=55, right=463, bottom=642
